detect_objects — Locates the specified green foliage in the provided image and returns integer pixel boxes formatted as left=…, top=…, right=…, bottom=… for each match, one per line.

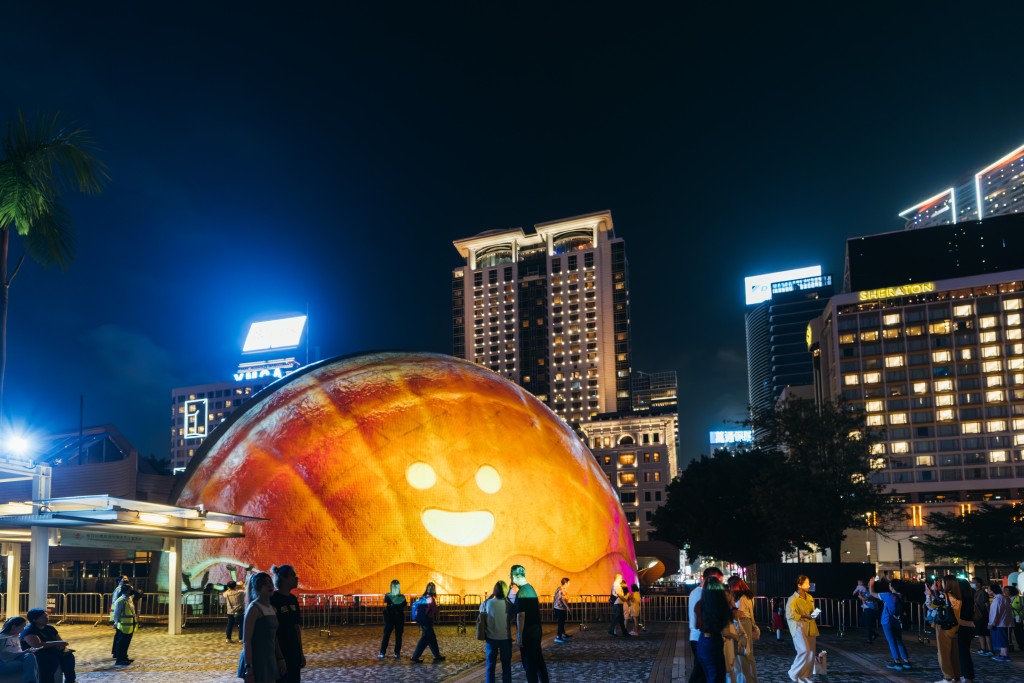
left=912, top=503, right=1024, bottom=568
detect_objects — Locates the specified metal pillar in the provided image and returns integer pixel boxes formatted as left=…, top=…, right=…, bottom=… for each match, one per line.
left=28, top=466, right=51, bottom=610
left=4, top=543, right=20, bottom=619
left=167, top=537, right=182, bottom=635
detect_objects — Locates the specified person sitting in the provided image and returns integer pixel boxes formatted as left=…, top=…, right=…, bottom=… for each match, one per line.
left=0, top=616, right=40, bottom=683
left=20, top=609, right=75, bottom=683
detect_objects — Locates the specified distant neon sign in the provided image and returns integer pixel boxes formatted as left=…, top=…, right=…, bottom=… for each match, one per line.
left=709, top=430, right=752, bottom=445
left=184, top=399, right=208, bottom=439
left=242, top=316, right=307, bottom=353
left=858, top=282, right=935, bottom=302
left=744, top=266, right=822, bottom=305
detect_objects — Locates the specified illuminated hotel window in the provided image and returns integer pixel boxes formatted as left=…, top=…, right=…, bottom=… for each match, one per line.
left=983, top=360, right=1003, bottom=373
left=906, top=326, right=923, bottom=336
left=929, top=321, right=951, bottom=334
left=866, top=400, right=883, bottom=412
left=916, top=455, right=934, bottom=467
left=987, top=375, right=1004, bottom=388
left=913, top=382, right=928, bottom=394
left=982, top=346, right=1001, bottom=358
left=882, top=328, right=901, bottom=339
left=1015, top=373, right=1024, bottom=385
left=619, top=453, right=636, bottom=466
left=619, top=472, right=636, bottom=485
left=1005, top=298, right=1022, bottom=311
left=986, top=390, right=1005, bottom=402
left=990, top=451, right=1008, bottom=463
left=864, top=372, right=881, bottom=384
left=961, top=349, right=974, bottom=360
left=1016, top=434, right=1024, bottom=446
left=892, top=442, right=910, bottom=454
left=935, top=394, right=954, bottom=406
left=861, top=330, right=879, bottom=341
left=954, top=304, right=973, bottom=317
left=981, top=331, right=998, bottom=343
left=980, top=316, right=998, bottom=329
left=884, top=314, right=901, bottom=326
left=870, top=444, right=885, bottom=455
left=844, top=374, right=859, bottom=386
left=932, top=350, right=952, bottom=363
left=1014, top=418, right=1024, bottom=431
left=988, top=420, right=1007, bottom=432
left=890, top=413, right=908, bottom=425
left=963, top=422, right=981, bottom=434
left=866, top=415, right=884, bottom=426
left=839, top=333, right=855, bottom=344
left=1011, top=358, right=1024, bottom=371
left=936, top=409, right=955, bottom=421
left=935, top=379, right=953, bottom=392
left=885, top=355, right=905, bottom=368
left=1012, top=344, right=1024, bottom=355
left=1008, top=313, right=1022, bottom=327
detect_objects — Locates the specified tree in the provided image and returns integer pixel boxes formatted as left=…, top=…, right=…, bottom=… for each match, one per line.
left=749, top=397, right=900, bottom=562
left=0, top=113, right=106, bottom=420
left=651, top=447, right=807, bottom=565
left=912, top=503, right=1024, bottom=575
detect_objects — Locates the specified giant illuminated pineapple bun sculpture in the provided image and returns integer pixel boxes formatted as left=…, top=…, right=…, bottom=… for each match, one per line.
left=175, top=352, right=637, bottom=594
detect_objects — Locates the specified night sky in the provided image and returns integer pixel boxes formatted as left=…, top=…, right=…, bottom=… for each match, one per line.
left=3, top=3, right=1024, bottom=464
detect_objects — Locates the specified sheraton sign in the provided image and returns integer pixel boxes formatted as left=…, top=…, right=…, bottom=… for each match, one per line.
left=858, top=282, right=936, bottom=302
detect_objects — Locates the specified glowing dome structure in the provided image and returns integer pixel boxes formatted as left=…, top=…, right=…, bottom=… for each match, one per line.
left=174, top=352, right=637, bottom=594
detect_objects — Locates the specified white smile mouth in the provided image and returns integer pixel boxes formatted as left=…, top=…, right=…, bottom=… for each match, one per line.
left=421, top=509, right=495, bottom=546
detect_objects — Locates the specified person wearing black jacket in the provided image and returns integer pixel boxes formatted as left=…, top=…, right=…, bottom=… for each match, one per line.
left=378, top=580, right=406, bottom=659
left=694, top=576, right=734, bottom=683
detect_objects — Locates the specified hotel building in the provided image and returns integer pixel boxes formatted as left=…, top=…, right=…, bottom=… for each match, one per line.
left=900, top=142, right=1024, bottom=229
left=452, top=211, right=631, bottom=423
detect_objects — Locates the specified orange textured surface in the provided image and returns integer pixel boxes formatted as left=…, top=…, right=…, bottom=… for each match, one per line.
left=175, top=352, right=637, bottom=594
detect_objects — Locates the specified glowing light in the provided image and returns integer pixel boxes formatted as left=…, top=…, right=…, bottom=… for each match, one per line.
left=475, top=465, right=501, bottom=493
left=405, top=462, right=437, bottom=489
left=744, top=266, right=822, bottom=305
left=203, top=520, right=230, bottom=531
left=5, top=436, right=31, bottom=456
left=139, top=513, right=170, bottom=525
left=242, top=316, right=307, bottom=353
left=421, top=509, right=495, bottom=546
left=898, top=188, right=954, bottom=219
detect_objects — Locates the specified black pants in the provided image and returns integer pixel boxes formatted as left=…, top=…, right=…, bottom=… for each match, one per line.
left=519, top=635, right=549, bottom=683
left=1013, top=621, right=1024, bottom=651
left=956, top=625, right=976, bottom=679
left=609, top=604, right=628, bottom=636
left=554, top=608, right=567, bottom=636
left=412, top=623, right=440, bottom=659
left=863, top=609, right=877, bottom=640
left=380, top=621, right=403, bottom=655
left=37, top=649, right=75, bottom=683
left=226, top=613, right=243, bottom=641
left=110, top=625, right=118, bottom=656
left=113, top=629, right=134, bottom=663
left=687, top=639, right=705, bottom=683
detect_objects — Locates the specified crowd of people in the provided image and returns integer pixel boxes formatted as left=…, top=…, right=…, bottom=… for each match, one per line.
left=686, top=566, right=761, bottom=683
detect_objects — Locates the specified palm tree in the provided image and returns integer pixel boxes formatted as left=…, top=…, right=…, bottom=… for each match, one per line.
left=0, top=112, right=107, bottom=423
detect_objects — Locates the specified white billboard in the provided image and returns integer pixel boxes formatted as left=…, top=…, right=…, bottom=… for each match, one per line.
left=242, top=315, right=307, bottom=353
left=709, top=430, right=753, bottom=445
left=744, top=265, right=822, bottom=306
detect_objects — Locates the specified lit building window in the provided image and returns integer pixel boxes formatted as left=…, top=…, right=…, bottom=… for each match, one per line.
left=906, top=326, right=923, bottom=336
left=916, top=455, right=934, bottom=467
left=913, top=382, right=928, bottom=394
left=990, top=451, right=1008, bottom=463
left=861, top=330, right=879, bottom=341
left=867, top=415, right=884, bottom=426
left=962, top=422, right=981, bottom=434
left=1016, top=434, right=1024, bottom=446
left=619, top=453, right=635, bottom=466
left=981, top=331, right=998, bottom=343
left=983, top=360, right=1003, bottom=373
left=934, top=380, right=953, bottom=392
left=844, top=374, right=859, bottom=386
left=864, top=372, right=881, bottom=384
left=1015, top=373, right=1024, bottom=385
left=839, top=333, right=855, bottom=344
left=1004, top=298, right=1022, bottom=311
left=889, top=413, right=908, bottom=425
left=987, top=375, right=1004, bottom=388
left=936, top=409, right=954, bottom=421
left=882, top=328, right=901, bottom=339
left=866, top=400, right=883, bottom=412
left=883, top=314, right=901, bottom=325
left=980, top=316, right=998, bottom=329
left=1011, top=358, right=1024, bottom=371
left=986, top=390, right=1005, bottom=402
left=619, top=472, right=636, bottom=485
left=870, top=444, right=886, bottom=456
left=961, top=349, right=974, bottom=360
left=982, top=346, right=1001, bottom=358
left=885, top=355, right=905, bottom=368
left=1014, top=419, right=1024, bottom=431
left=1008, top=313, right=1022, bottom=327
left=935, top=394, right=954, bottom=406
left=891, top=442, right=909, bottom=454
left=954, top=304, right=973, bottom=317
left=929, top=321, right=951, bottom=334
left=988, top=420, right=1007, bottom=432
left=932, top=350, right=952, bottom=363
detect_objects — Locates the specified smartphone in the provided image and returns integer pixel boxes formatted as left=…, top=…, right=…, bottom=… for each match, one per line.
left=810, top=608, right=821, bottom=618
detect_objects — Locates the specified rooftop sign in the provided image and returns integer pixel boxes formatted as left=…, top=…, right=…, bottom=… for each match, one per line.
left=857, top=282, right=935, bottom=302
left=242, top=315, right=307, bottom=353
left=744, top=266, right=822, bottom=305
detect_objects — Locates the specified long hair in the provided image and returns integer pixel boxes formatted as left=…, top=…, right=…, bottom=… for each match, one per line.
left=491, top=581, right=507, bottom=600
left=941, top=575, right=961, bottom=600
left=728, top=576, right=752, bottom=600
left=423, top=582, right=437, bottom=597
left=0, top=616, right=25, bottom=636
left=247, top=572, right=272, bottom=604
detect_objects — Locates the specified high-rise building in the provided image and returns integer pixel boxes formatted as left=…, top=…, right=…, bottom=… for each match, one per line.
left=745, top=270, right=833, bottom=414
left=899, top=142, right=1024, bottom=229
left=452, top=211, right=631, bottom=423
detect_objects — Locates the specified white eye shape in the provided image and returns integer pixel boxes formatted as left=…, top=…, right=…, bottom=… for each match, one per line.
left=475, top=465, right=501, bottom=494
left=406, top=462, right=437, bottom=489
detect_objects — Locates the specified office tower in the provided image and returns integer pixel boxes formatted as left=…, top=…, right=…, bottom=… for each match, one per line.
left=452, top=210, right=631, bottom=423
left=744, top=268, right=833, bottom=414
left=900, top=142, right=1024, bottom=229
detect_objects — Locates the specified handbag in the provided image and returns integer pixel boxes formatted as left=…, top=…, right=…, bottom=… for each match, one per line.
left=813, top=651, right=828, bottom=675
left=475, top=610, right=487, bottom=641
left=721, top=621, right=740, bottom=641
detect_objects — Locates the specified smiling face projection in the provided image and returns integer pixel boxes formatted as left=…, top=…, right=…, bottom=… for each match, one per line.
left=174, top=352, right=637, bottom=595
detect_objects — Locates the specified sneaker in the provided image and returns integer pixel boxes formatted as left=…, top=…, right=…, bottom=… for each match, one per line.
left=410, top=657, right=423, bottom=664
left=377, top=652, right=385, bottom=659
left=554, top=636, right=566, bottom=643
left=226, top=638, right=232, bottom=643
left=433, top=655, right=446, bottom=662
left=979, top=650, right=993, bottom=657
left=901, top=663, right=912, bottom=670
left=991, top=655, right=1011, bottom=662
left=393, top=654, right=400, bottom=659
left=887, top=663, right=903, bottom=670
left=114, top=661, right=131, bottom=667
left=628, top=630, right=639, bottom=636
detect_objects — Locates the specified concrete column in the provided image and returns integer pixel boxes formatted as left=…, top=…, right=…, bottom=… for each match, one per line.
left=28, top=467, right=51, bottom=610
left=167, top=537, right=182, bottom=635
left=5, top=543, right=21, bottom=619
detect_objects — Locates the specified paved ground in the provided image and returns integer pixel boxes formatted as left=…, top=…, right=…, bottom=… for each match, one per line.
left=42, top=621, right=1024, bottom=682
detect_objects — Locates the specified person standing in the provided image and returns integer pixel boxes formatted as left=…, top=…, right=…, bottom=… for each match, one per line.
left=868, top=578, right=911, bottom=671
left=608, top=573, right=630, bottom=637
left=378, top=580, right=406, bottom=659
left=694, top=576, right=732, bottom=683
left=512, top=564, right=548, bottom=683
left=111, top=584, right=139, bottom=666
left=972, top=578, right=992, bottom=656
left=688, top=567, right=724, bottom=683
left=109, top=575, right=129, bottom=659
left=20, top=608, right=77, bottom=683
left=270, top=565, right=305, bottom=682
left=0, top=616, right=40, bottom=683
left=410, top=582, right=445, bottom=663
left=853, top=578, right=877, bottom=643
left=480, top=581, right=514, bottom=683
left=553, top=578, right=571, bottom=643
left=1008, top=585, right=1024, bottom=653
left=989, top=583, right=1014, bottom=662
left=224, top=581, right=245, bottom=643
left=238, top=572, right=286, bottom=683
left=728, top=576, right=758, bottom=683
left=786, top=575, right=819, bottom=683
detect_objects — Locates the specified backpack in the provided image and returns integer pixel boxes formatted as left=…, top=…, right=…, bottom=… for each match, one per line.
left=411, top=597, right=430, bottom=624
left=934, top=601, right=958, bottom=630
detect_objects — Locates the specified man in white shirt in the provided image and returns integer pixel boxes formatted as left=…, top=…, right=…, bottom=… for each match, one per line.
left=687, top=567, right=723, bottom=683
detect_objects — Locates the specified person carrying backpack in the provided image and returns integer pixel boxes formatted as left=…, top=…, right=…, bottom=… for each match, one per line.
left=410, top=582, right=445, bottom=663
left=1008, top=586, right=1024, bottom=652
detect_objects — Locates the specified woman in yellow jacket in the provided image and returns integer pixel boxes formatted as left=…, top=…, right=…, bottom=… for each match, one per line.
left=785, top=575, right=819, bottom=683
